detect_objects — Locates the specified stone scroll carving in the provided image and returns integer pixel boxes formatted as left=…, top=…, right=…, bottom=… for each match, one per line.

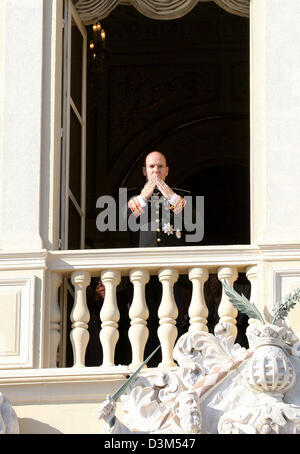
left=98, top=322, right=300, bottom=434
left=0, top=393, right=19, bottom=434
left=74, top=0, right=250, bottom=25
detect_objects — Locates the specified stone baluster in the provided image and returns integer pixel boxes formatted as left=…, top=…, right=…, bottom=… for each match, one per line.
left=246, top=265, right=259, bottom=325
left=70, top=271, right=91, bottom=367
left=99, top=270, right=121, bottom=367
left=50, top=272, right=62, bottom=367
left=129, top=269, right=150, bottom=370
left=188, top=267, right=209, bottom=332
left=158, top=268, right=179, bottom=368
left=214, top=267, right=238, bottom=340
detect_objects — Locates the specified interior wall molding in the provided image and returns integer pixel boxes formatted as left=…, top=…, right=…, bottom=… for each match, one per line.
left=74, top=0, right=250, bottom=25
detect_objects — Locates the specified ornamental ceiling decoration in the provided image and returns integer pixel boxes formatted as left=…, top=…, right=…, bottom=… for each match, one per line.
left=74, top=0, right=250, bottom=24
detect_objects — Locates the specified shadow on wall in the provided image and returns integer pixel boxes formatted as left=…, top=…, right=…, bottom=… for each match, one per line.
left=18, top=418, right=63, bottom=434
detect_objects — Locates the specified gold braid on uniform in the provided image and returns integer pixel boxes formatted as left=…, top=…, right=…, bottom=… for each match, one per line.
left=169, top=195, right=186, bottom=214
left=128, top=197, right=144, bottom=217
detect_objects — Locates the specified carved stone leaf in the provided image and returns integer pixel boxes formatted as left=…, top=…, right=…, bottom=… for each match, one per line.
left=282, top=403, right=300, bottom=424
left=0, top=393, right=19, bottom=434
left=158, top=372, right=184, bottom=406
left=261, top=404, right=288, bottom=428
left=121, top=384, right=169, bottom=432
left=173, top=330, right=246, bottom=375
left=219, top=403, right=288, bottom=434
left=218, top=334, right=247, bottom=359
left=172, top=331, right=204, bottom=366
left=179, top=363, right=204, bottom=389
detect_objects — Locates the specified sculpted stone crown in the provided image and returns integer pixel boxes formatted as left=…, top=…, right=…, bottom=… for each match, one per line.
left=246, top=324, right=286, bottom=350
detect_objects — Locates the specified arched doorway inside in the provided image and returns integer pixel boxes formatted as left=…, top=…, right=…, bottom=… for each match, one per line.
left=84, top=2, right=250, bottom=248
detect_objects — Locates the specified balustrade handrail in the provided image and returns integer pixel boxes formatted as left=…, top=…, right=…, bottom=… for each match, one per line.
left=1, top=243, right=300, bottom=272
left=47, top=244, right=260, bottom=275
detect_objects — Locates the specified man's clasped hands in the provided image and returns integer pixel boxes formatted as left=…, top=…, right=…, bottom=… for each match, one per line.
left=140, top=174, right=175, bottom=202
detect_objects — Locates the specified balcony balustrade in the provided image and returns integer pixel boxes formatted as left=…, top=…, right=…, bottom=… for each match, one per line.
left=47, top=246, right=258, bottom=371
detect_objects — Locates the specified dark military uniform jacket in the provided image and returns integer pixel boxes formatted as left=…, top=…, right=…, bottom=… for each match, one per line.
left=127, top=188, right=191, bottom=247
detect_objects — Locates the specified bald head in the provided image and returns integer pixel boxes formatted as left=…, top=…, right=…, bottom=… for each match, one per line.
left=145, top=151, right=167, bottom=166
left=143, top=151, right=169, bottom=181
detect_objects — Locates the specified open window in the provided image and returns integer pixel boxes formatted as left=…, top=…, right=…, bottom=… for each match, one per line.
left=58, top=0, right=251, bottom=367
left=60, top=0, right=87, bottom=251
left=59, top=0, right=87, bottom=366
left=60, top=1, right=250, bottom=250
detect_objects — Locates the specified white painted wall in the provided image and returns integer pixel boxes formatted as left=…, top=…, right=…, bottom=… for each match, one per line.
left=0, top=0, right=62, bottom=252
left=0, top=0, right=44, bottom=250
left=251, top=0, right=300, bottom=244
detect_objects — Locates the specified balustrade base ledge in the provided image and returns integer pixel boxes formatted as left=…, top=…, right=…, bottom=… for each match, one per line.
left=0, top=366, right=130, bottom=383
left=0, top=366, right=180, bottom=407
left=0, top=365, right=180, bottom=386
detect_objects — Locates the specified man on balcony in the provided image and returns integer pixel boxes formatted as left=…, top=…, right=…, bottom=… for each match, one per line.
left=127, top=150, right=190, bottom=247
left=125, top=151, right=194, bottom=363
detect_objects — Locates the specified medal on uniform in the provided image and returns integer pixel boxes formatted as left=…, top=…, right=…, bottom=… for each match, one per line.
left=176, top=229, right=181, bottom=239
left=163, top=223, right=174, bottom=236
